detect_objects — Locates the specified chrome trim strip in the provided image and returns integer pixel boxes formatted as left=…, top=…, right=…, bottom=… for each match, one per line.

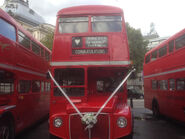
left=144, top=67, right=185, bottom=79
left=50, top=61, right=131, bottom=66
left=0, top=63, right=46, bottom=77
left=0, top=105, right=16, bottom=111
left=4, top=105, right=16, bottom=110
left=0, top=105, right=16, bottom=117
left=69, top=112, right=110, bottom=139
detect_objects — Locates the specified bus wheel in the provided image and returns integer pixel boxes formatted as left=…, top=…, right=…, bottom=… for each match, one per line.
left=124, top=133, right=133, bottom=139
left=49, top=133, right=60, bottom=139
left=119, top=133, right=133, bottom=139
left=152, top=101, right=160, bottom=119
left=0, top=118, right=14, bottom=139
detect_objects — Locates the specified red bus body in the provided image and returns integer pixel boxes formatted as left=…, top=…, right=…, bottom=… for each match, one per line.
left=144, top=28, right=185, bottom=122
left=0, top=9, right=51, bottom=138
left=50, top=5, right=132, bottom=139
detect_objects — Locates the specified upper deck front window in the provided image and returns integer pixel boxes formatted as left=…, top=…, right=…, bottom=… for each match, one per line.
left=92, top=16, right=122, bottom=32
left=58, top=17, right=88, bottom=33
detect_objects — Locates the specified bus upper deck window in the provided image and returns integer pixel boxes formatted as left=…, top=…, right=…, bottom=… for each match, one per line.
left=175, top=34, right=185, bottom=50
left=32, top=41, right=41, bottom=56
left=145, top=54, right=150, bottom=64
left=169, top=40, right=174, bottom=53
left=58, top=17, right=88, bottom=33
left=0, top=18, right=16, bottom=42
left=151, top=50, right=157, bottom=61
left=92, top=16, right=122, bottom=33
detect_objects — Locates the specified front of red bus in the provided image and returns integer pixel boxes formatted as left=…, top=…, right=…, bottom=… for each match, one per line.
left=50, top=5, right=132, bottom=139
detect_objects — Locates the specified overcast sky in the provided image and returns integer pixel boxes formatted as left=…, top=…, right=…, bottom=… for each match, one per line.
left=1, top=0, right=185, bottom=37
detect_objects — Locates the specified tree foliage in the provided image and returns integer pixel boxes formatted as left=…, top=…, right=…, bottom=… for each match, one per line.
left=41, top=32, right=54, bottom=50
left=126, top=23, right=148, bottom=72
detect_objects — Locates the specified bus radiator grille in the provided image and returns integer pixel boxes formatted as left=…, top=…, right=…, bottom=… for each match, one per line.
left=69, top=113, right=110, bottom=139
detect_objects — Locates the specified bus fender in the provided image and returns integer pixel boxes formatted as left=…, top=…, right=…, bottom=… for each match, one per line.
left=0, top=105, right=16, bottom=117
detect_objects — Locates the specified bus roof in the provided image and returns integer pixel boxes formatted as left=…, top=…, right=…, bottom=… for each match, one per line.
left=57, top=5, right=123, bottom=16
left=0, top=9, right=51, bottom=53
left=145, top=28, right=185, bottom=56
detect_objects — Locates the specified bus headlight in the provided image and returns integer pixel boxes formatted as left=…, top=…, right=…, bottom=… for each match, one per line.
left=53, top=117, right=63, bottom=128
left=117, top=117, right=127, bottom=128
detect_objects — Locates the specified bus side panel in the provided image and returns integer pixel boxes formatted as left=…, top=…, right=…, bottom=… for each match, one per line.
left=144, top=78, right=153, bottom=110
left=0, top=36, right=16, bottom=65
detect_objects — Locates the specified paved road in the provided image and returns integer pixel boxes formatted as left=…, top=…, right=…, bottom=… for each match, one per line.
left=129, top=99, right=185, bottom=139
left=16, top=99, right=185, bottom=139
left=16, top=119, right=49, bottom=139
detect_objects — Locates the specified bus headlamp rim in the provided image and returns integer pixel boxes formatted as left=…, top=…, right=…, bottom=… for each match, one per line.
left=117, top=117, right=127, bottom=128
left=53, top=117, right=63, bottom=128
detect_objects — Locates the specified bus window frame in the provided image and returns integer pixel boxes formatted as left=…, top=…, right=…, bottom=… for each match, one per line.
left=31, top=80, right=41, bottom=93
left=31, top=40, right=41, bottom=56
left=0, top=81, right=14, bottom=95
left=18, top=30, right=31, bottom=50
left=57, top=14, right=124, bottom=34
left=58, top=16, right=89, bottom=34
left=18, top=80, right=31, bottom=94
left=145, top=54, right=151, bottom=64
left=53, top=67, right=87, bottom=99
left=151, top=50, right=158, bottom=61
left=158, top=80, right=168, bottom=91
left=175, top=33, right=185, bottom=50
left=168, top=40, right=174, bottom=53
left=0, top=70, right=15, bottom=95
left=159, top=45, right=167, bottom=58
left=91, top=15, right=123, bottom=33
left=169, top=78, right=176, bottom=91
left=151, top=80, right=158, bottom=90
left=176, top=78, right=185, bottom=91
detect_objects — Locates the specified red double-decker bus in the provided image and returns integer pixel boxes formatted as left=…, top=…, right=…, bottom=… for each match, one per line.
left=49, top=5, right=134, bottom=139
left=144, top=28, right=185, bottom=122
left=0, top=9, right=51, bottom=139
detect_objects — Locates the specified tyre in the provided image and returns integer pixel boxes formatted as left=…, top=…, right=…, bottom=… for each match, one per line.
left=119, top=133, right=133, bottom=139
left=50, top=133, right=60, bottom=139
left=0, top=117, right=14, bottom=139
left=124, top=133, right=133, bottom=139
left=152, top=100, right=160, bottom=119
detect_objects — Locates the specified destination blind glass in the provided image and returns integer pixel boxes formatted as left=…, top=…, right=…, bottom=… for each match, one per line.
left=86, top=36, right=108, bottom=47
left=72, top=49, right=107, bottom=55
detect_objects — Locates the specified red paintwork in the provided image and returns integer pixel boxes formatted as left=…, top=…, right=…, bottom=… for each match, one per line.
left=144, top=28, right=185, bottom=122
left=0, top=9, right=51, bottom=134
left=50, top=5, right=132, bottom=139
left=52, top=5, right=129, bottom=63
left=57, top=5, right=123, bottom=16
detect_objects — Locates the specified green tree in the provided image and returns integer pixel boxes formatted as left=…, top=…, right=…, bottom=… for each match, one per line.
left=126, top=23, right=148, bottom=73
left=41, top=32, right=54, bottom=50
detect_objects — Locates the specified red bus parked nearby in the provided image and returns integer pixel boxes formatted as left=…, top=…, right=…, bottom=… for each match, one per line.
left=0, top=9, right=51, bottom=139
left=144, top=28, right=185, bottom=122
left=49, top=5, right=134, bottom=139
